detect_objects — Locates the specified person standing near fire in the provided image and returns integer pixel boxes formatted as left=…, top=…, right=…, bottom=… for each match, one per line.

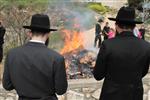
left=93, top=6, right=150, bottom=100
left=0, top=21, right=5, bottom=62
left=102, top=22, right=110, bottom=40
left=108, top=28, right=115, bottom=39
left=3, top=14, right=68, bottom=100
left=94, top=18, right=103, bottom=48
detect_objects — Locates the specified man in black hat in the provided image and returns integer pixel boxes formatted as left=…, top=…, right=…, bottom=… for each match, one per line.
left=93, top=6, right=150, bottom=100
left=94, top=18, right=103, bottom=48
left=3, top=14, right=68, bottom=100
left=0, top=22, right=5, bottom=62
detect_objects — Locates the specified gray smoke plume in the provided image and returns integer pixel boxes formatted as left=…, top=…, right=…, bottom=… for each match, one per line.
left=47, top=0, right=99, bottom=51
left=47, top=0, right=96, bottom=29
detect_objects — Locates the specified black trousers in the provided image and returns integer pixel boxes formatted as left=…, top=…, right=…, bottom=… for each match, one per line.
left=94, top=35, right=101, bottom=48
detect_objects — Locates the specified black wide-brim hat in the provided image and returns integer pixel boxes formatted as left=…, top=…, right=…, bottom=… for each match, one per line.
left=23, top=14, right=57, bottom=32
left=108, top=6, right=143, bottom=24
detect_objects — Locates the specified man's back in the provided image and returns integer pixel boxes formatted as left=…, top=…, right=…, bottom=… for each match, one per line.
left=94, top=31, right=150, bottom=100
left=3, top=42, right=67, bottom=99
left=103, top=32, right=150, bottom=83
left=94, top=6, right=149, bottom=100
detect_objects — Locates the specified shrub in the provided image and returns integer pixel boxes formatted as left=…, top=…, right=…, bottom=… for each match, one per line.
left=145, top=18, right=150, bottom=24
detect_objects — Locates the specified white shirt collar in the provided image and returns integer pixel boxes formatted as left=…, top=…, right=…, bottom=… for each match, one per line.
left=29, top=40, right=45, bottom=44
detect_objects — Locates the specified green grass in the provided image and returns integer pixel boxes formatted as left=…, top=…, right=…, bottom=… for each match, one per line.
left=87, top=2, right=110, bottom=14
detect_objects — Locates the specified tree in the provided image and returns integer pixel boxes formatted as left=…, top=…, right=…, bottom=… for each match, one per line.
left=128, top=0, right=143, bottom=8
left=128, top=0, right=150, bottom=23
left=0, top=0, right=50, bottom=55
left=128, top=0, right=150, bottom=10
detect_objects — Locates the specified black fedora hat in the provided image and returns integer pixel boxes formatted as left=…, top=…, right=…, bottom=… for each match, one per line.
left=23, top=14, right=57, bottom=32
left=108, top=6, right=143, bottom=24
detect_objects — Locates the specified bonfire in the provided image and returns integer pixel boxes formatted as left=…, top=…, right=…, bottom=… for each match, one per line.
left=60, top=28, right=96, bottom=79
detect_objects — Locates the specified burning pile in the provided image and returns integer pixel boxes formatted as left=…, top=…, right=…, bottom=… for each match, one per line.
left=65, top=50, right=96, bottom=79
left=60, top=29, right=97, bottom=79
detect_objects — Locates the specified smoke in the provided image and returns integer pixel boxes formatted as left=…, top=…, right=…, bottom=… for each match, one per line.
left=47, top=0, right=99, bottom=51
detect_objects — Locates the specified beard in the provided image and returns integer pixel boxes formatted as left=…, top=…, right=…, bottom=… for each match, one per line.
left=45, top=38, right=49, bottom=47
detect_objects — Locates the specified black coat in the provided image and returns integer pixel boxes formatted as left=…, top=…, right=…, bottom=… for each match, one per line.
left=93, top=31, right=150, bottom=100
left=95, top=23, right=102, bottom=36
left=3, top=42, right=68, bottom=100
left=0, top=26, right=5, bottom=62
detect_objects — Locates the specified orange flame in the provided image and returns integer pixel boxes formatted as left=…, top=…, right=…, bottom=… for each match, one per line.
left=60, top=29, right=84, bottom=54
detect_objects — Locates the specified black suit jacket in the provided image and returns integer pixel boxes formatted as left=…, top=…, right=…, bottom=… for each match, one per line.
left=3, top=42, right=68, bottom=100
left=93, top=31, right=150, bottom=100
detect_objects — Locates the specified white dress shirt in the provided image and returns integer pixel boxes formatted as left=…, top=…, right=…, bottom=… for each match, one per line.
left=29, top=40, right=45, bottom=44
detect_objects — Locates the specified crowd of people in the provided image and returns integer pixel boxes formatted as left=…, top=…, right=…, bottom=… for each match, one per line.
left=94, top=18, right=146, bottom=48
left=1, top=6, right=150, bottom=100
